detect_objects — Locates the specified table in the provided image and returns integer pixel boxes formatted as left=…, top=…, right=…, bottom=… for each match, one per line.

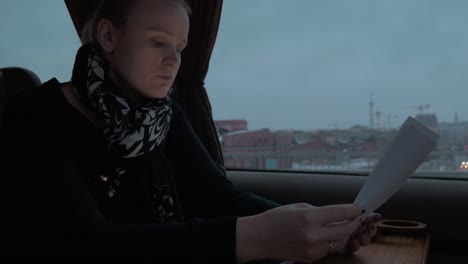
left=314, top=219, right=430, bottom=264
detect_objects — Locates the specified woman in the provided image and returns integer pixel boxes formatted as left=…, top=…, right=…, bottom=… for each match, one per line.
left=0, top=0, right=380, bottom=262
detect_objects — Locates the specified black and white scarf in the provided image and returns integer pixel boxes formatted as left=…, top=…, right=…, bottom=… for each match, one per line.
left=71, top=43, right=173, bottom=158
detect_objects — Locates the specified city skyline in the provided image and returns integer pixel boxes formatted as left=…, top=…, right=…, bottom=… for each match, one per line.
left=216, top=113, right=466, bottom=132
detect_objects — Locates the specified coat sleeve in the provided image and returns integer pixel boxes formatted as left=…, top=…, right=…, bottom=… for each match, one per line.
left=168, top=104, right=280, bottom=220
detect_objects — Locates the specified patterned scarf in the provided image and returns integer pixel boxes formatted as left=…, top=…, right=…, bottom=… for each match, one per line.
left=71, top=43, right=173, bottom=158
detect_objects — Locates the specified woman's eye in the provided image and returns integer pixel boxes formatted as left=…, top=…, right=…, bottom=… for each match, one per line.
left=151, top=41, right=165, bottom=48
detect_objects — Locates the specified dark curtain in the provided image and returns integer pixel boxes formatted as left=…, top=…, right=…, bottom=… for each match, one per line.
left=64, top=0, right=226, bottom=173
left=64, top=0, right=99, bottom=36
left=174, top=0, right=225, bottom=173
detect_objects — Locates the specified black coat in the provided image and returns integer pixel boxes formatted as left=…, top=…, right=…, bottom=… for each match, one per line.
left=0, top=78, right=279, bottom=261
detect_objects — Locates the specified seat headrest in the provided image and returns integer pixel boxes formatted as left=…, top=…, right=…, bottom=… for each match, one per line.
left=0, top=70, right=5, bottom=128
left=1, top=67, right=42, bottom=98
left=0, top=67, right=42, bottom=128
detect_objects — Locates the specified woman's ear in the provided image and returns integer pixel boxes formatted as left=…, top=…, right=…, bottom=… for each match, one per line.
left=97, top=19, right=117, bottom=53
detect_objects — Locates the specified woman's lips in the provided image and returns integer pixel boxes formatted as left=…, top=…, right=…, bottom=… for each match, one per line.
left=156, top=75, right=172, bottom=81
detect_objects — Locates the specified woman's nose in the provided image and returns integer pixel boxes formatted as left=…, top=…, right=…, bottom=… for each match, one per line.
left=163, top=48, right=179, bottom=68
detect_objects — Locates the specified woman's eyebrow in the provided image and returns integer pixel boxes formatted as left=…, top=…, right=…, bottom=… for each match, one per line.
left=144, top=25, right=187, bottom=44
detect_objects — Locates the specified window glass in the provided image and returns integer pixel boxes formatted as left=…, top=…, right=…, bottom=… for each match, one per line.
left=206, top=0, right=468, bottom=176
left=0, top=1, right=80, bottom=82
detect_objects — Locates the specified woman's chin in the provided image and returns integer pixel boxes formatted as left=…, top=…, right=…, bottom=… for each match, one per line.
left=143, top=89, right=170, bottom=99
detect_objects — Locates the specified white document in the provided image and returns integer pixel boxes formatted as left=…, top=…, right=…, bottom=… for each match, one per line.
left=354, top=116, right=439, bottom=218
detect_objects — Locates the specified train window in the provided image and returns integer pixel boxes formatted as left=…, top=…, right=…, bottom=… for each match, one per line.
left=207, top=0, right=468, bottom=178
left=0, top=1, right=80, bottom=81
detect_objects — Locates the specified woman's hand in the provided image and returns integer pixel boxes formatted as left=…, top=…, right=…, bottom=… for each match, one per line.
left=236, top=203, right=363, bottom=263
left=340, top=213, right=382, bottom=255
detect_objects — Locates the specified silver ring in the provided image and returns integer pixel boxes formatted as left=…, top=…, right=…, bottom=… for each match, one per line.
left=328, top=241, right=334, bottom=255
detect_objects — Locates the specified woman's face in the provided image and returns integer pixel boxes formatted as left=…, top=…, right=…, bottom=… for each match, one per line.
left=103, top=0, right=189, bottom=100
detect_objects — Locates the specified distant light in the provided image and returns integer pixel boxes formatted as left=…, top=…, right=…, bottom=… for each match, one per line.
left=460, top=162, right=468, bottom=170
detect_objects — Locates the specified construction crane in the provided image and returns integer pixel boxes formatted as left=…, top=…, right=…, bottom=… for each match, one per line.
left=406, top=104, right=430, bottom=114
left=374, top=109, right=399, bottom=128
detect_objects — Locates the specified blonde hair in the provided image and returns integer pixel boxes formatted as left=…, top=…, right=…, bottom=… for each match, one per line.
left=81, top=0, right=191, bottom=44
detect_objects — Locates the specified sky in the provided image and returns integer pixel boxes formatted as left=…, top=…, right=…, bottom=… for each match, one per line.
left=2, top=0, right=468, bottom=130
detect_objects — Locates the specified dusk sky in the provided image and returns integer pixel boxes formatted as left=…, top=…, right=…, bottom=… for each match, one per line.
left=2, top=0, right=468, bottom=130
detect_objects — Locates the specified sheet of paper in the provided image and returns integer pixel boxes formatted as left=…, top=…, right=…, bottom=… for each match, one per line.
left=354, top=116, right=439, bottom=218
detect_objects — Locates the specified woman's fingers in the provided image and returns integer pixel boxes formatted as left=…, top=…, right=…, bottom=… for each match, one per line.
left=343, top=238, right=361, bottom=254
left=359, top=231, right=371, bottom=246
left=369, top=224, right=377, bottom=237
left=369, top=213, right=383, bottom=223
left=324, top=217, right=361, bottom=241
left=339, top=216, right=381, bottom=256
left=352, top=213, right=380, bottom=239
left=319, top=204, right=362, bottom=225
left=360, top=213, right=382, bottom=225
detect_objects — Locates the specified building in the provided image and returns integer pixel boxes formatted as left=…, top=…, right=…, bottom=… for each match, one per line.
left=214, top=119, right=247, bottom=135
left=415, top=114, right=438, bottom=128
left=222, top=129, right=293, bottom=169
